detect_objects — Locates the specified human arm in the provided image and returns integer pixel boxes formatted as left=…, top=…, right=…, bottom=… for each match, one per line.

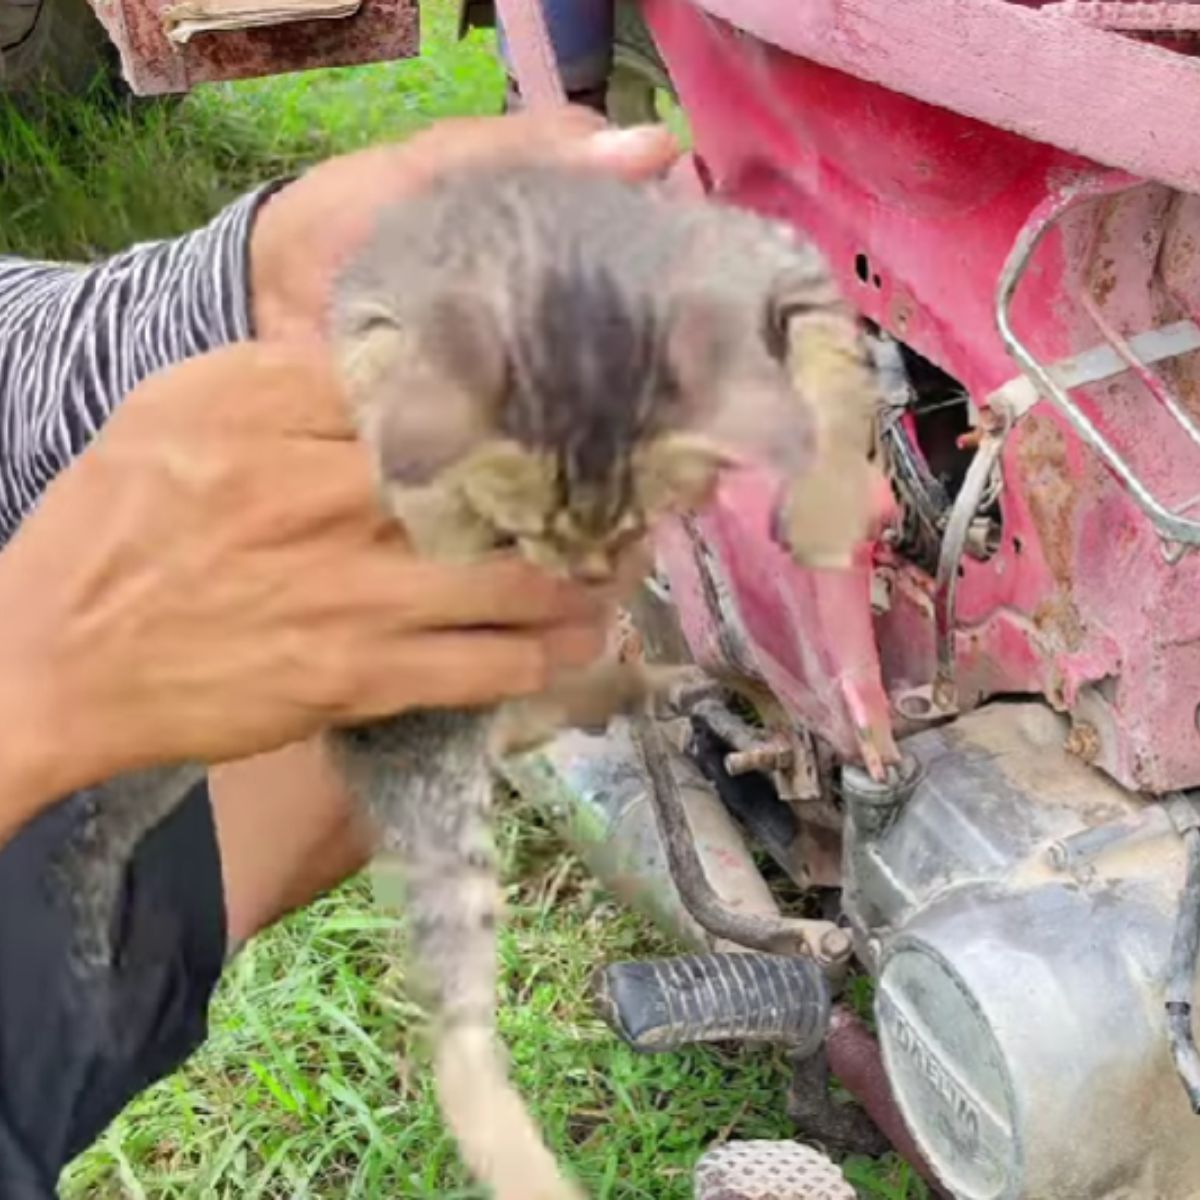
left=0, top=345, right=608, bottom=846
left=0, top=188, right=280, bottom=543
left=0, top=111, right=677, bottom=846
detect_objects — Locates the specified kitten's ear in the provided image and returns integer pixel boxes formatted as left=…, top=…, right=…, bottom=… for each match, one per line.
left=663, top=292, right=739, bottom=402
left=456, top=440, right=557, bottom=536
left=336, top=291, right=508, bottom=486
left=663, top=290, right=817, bottom=481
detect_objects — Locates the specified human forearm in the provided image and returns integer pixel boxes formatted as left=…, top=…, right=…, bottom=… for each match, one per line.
left=0, top=624, right=98, bottom=847
left=0, top=185, right=281, bottom=543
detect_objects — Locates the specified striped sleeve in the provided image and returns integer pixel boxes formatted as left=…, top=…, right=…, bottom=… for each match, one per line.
left=0, top=183, right=283, bottom=545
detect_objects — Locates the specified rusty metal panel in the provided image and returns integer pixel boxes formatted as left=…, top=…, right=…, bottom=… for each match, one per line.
left=88, top=0, right=418, bottom=95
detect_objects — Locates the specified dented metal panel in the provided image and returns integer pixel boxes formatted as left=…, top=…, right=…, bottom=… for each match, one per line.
left=88, top=0, right=418, bottom=94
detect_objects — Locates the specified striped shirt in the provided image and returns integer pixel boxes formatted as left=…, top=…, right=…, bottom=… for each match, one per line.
left=0, top=185, right=277, bottom=546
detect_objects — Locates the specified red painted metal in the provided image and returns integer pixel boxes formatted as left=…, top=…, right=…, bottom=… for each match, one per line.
left=89, top=0, right=418, bottom=94
left=1049, top=1, right=1200, bottom=31
left=493, top=0, right=565, bottom=106
left=644, top=0, right=1200, bottom=793
left=667, top=0, right=1200, bottom=197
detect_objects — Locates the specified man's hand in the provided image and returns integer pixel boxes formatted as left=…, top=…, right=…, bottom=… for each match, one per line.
left=0, top=345, right=608, bottom=837
left=250, top=108, right=679, bottom=343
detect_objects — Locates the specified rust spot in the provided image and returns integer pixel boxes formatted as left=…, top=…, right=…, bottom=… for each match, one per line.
left=1033, top=592, right=1086, bottom=652
left=1092, top=256, right=1117, bottom=306
left=100, top=0, right=418, bottom=95
left=1065, top=720, right=1101, bottom=764
left=1017, top=413, right=1085, bottom=651
left=889, top=290, right=914, bottom=336
left=1168, top=230, right=1198, bottom=278
left=1163, top=351, right=1200, bottom=423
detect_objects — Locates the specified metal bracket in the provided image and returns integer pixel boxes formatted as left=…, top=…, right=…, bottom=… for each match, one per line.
left=996, top=174, right=1200, bottom=549
left=931, top=425, right=1008, bottom=709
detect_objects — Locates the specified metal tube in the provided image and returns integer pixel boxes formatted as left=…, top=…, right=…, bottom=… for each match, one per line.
left=501, top=720, right=782, bottom=951
left=932, top=431, right=1006, bottom=706
left=825, top=1006, right=952, bottom=1198
left=995, top=173, right=1200, bottom=546
left=630, top=715, right=840, bottom=963
left=1166, top=825, right=1200, bottom=1113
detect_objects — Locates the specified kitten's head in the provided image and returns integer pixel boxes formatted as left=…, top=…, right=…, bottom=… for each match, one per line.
left=336, top=204, right=820, bottom=582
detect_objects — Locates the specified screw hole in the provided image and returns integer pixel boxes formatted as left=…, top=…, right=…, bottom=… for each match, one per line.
left=872, top=272, right=883, bottom=289
left=1013, top=536, right=1024, bottom=555
left=854, top=252, right=870, bottom=283
left=898, top=693, right=933, bottom=719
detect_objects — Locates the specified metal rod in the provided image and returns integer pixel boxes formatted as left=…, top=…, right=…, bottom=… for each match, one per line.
left=932, top=432, right=1007, bottom=705
left=1079, top=287, right=1200, bottom=453
left=989, top=319, right=1200, bottom=420
left=630, top=715, right=832, bottom=961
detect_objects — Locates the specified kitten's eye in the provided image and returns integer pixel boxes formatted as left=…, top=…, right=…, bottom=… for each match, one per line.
left=348, top=300, right=400, bottom=338
left=359, top=314, right=398, bottom=335
left=762, top=300, right=790, bottom=363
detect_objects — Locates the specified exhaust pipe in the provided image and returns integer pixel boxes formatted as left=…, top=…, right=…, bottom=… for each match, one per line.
left=502, top=717, right=781, bottom=950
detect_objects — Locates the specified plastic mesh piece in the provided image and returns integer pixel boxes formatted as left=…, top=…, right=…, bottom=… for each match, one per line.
left=693, top=1140, right=856, bottom=1200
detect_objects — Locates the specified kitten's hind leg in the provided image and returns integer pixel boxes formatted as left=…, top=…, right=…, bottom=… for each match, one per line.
left=50, top=763, right=204, bottom=977
left=388, top=794, right=582, bottom=1198
left=335, top=715, right=583, bottom=1199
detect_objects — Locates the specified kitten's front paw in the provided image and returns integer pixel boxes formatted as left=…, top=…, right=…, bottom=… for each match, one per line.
left=490, top=661, right=689, bottom=757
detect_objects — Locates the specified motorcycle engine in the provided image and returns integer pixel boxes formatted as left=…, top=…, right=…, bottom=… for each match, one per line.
left=841, top=701, right=1200, bottom=1200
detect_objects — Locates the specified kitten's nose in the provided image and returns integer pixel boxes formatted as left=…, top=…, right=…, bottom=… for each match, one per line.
left=573, top=551, right=614, bottom=584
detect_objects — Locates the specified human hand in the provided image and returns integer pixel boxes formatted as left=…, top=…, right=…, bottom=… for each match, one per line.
left=0, top=344, right=608, bottom=827
left=250, top=107, right=679, bottom=343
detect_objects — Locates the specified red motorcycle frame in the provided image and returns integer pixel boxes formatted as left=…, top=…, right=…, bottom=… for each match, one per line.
left=630, top=0, right=1200, bottom=830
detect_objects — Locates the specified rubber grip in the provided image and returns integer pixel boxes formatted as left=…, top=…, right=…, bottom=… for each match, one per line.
left=593, top=952, right=830, bottom=1056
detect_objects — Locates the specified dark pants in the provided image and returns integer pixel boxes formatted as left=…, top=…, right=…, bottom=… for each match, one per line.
left=0, top=784, right=225, bottom=1198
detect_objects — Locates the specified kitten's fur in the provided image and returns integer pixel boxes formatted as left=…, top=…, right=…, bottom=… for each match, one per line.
left=52, top=163, right=869, bottom=1200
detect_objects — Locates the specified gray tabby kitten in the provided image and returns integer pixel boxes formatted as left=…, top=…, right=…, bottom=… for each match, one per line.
left=53, top=162, right=869, bottom=1200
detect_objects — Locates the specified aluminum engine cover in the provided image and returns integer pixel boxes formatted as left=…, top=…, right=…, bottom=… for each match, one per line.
left=842, top=702, right=1200, bottom=1200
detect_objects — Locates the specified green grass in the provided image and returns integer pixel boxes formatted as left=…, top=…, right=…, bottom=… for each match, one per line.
left=0, top=0, right=503, bottom=258
left=62, top=796, right=805, bottom=1199
left=4, top=5, right=924, bottom=1194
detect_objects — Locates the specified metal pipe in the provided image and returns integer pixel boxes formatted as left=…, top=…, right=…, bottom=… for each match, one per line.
left=630, top=714, right=841, bottom=963
left=825, top=1006, right=952, bottom=1198
left=932, top=430, right=1006, bottom=708
left=501, top=720, right=780, bottom=952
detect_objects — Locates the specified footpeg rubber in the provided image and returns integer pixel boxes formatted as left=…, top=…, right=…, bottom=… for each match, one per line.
left=594, top=952, right=829, bottom=1056
left=694, top=1140, right=855, bottom=1200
